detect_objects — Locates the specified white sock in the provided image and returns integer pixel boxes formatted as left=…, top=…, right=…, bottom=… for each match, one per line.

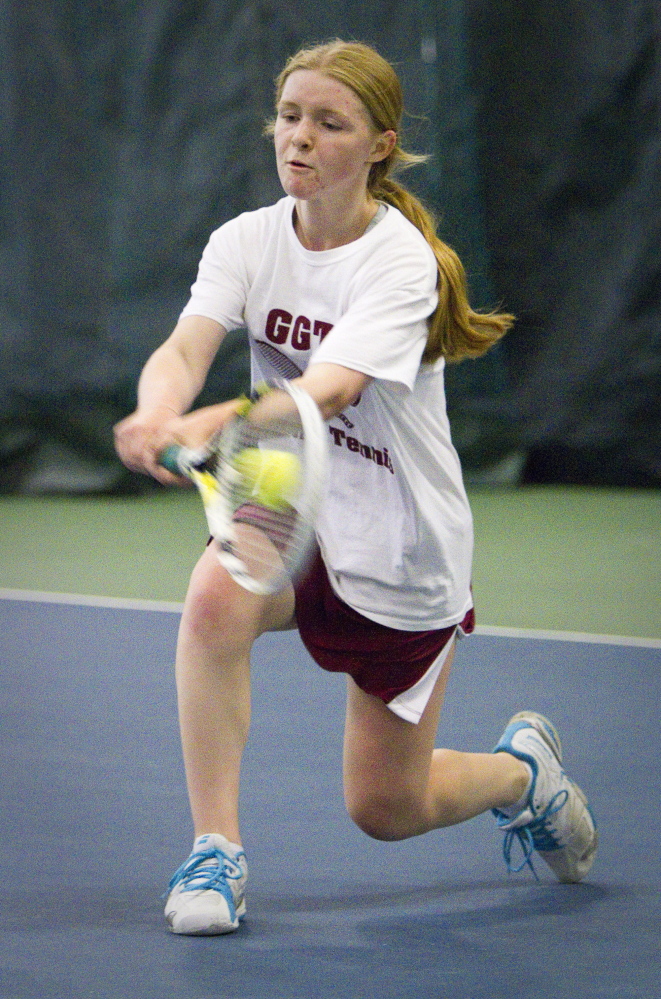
left=193, top=833, right=243, bottom=856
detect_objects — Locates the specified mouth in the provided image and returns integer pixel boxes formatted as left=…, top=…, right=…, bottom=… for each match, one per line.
left=287, top=160, right=312, bottom=170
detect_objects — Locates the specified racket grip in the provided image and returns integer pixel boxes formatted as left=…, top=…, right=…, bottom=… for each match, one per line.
left=158, top=445, right=183, bottom=475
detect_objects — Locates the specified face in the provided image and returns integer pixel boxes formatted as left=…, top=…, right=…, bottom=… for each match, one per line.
left=273, top=69, right=395, bottom=207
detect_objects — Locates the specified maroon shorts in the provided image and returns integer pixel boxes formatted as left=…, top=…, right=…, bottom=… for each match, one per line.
left=294, top=550, right=475, bottom=704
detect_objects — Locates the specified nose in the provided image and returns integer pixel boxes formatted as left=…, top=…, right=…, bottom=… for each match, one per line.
left=291, top=118, right=312, bottom=149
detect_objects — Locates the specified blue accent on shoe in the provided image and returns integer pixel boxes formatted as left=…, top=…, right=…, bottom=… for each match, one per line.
left=493, top=718, right=541, bottom=760
left=491, top=720, right=539, bottom=823
left=500, top=788, right=569, bottom=877
left=492, top=717, right=558, bottom=878
left=587, top=801, right=598, bottom=831
left=166, top=842, right=246, bottom=921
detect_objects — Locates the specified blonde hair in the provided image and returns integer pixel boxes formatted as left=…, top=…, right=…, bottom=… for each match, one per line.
left=271, top=40, right=513, bottom=363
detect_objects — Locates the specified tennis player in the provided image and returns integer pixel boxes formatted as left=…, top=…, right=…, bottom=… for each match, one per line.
left=114, top=40, right=597, bottom=935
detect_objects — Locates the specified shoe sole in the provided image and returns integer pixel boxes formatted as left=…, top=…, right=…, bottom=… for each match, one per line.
left=538, top=779, right=599, bottom=883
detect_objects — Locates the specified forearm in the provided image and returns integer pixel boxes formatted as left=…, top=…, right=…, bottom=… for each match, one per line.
left=114, top=315, right=227, bottom=481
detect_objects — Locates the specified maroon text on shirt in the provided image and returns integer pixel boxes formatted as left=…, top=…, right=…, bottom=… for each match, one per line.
left=328, top=426, right=394, bottom=474
left=265, top=308, right=333, bottom=351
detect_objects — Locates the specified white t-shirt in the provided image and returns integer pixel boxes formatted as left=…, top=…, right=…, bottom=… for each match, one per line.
left=180, top=195, right=474, bottom=630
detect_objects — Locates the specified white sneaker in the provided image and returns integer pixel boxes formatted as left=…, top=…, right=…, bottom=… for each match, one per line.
left=164, top=833, right=247, bottom=934
left=492, top=711, right=598, bottom=883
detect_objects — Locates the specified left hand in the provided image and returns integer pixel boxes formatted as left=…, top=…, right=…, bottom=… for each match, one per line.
left=171, top=399, right=246, bottom=450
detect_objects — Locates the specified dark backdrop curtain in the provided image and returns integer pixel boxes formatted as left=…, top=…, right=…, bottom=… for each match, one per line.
left=0, top=0, right=658, bottom=491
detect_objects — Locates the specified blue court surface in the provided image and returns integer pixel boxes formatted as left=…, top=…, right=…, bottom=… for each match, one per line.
left=1, top=596, right=659, bottom=999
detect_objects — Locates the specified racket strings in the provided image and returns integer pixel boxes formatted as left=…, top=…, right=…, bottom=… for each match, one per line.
left=232, top=502, right=297, bottom=556
left=204, top=382, right=326, bottom=594
left=214, top=427, right=305, bottom=584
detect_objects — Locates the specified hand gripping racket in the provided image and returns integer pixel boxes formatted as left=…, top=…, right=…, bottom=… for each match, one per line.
left=159, top=381, right=327, bottom=595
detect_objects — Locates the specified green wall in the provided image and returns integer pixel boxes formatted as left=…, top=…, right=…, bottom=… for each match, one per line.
left=1, top=487, right=659, bottom=640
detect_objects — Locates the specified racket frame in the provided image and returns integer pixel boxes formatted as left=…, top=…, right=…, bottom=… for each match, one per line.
left=161, top=381, right=327, bottom=595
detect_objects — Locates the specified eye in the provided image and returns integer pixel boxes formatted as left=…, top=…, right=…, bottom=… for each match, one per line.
left=322, top=120, right=342, bottom=131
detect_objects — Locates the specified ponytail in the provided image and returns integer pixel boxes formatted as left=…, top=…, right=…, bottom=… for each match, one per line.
left=372, top=174, right=514, bottom=364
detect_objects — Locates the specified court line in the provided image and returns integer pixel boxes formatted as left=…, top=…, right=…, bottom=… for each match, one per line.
left=1, top=586, right=660, bottom=649
left=0, top=587, right=183, bottom=614
left=474, top=624, right=661, bottom=650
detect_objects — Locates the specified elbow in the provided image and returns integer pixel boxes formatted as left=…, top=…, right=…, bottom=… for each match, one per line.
left=317, top=386, right=360, bottom=421
left=296, top=365, right=370, bottom=422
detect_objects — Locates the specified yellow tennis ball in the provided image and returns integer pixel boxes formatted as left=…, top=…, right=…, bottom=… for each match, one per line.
left=233, top=448, right=301, bottom=510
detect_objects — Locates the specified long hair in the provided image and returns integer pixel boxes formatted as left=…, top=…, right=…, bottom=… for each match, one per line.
left=271, top=40, right=513, bottom=363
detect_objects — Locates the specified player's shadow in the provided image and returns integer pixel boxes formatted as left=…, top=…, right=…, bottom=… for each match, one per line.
left=1, top=877, right=617, bottom=933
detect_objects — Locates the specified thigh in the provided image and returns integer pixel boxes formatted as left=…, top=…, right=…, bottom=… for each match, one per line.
left=343, top=643, right=455, bottom=805
left=181, top=541, right=297, bottom=645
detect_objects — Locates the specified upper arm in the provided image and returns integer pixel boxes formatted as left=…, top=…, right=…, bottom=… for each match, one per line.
left=165, top=314, right=228, bottom=381
left=155, top=314, right=228, bottom=400
left=137, top=314, right=228, bottom=414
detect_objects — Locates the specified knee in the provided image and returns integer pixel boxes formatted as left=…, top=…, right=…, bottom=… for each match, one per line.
left=345, top=788, right=415, bottom=842
left=182, top=575, right=229, bottom=637
left=180, top=545, right=293, bottom=647
left=180, top=551, right=252, bottom=644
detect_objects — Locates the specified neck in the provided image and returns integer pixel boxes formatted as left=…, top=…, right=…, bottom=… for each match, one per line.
left=293, top=196, right=379, bottom=251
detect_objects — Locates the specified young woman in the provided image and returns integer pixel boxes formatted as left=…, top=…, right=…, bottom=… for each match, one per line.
left=114, top=40, right=597, bottom=935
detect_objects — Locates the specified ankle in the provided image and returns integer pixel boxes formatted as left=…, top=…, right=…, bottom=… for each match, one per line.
left=499, top=756, right=533, bottom=815
left=193, top=831, right=243, bottom=854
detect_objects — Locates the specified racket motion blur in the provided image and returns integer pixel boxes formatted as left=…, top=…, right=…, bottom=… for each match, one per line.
left=159, top=381, right=328, bottom=595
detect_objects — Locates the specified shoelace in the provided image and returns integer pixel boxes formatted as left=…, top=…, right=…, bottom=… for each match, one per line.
left=502, top=788, right=569, bottom=878
left=167, top=845, right=245, bottom=898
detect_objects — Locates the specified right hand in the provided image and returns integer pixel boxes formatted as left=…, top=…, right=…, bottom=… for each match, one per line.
left=113, top=405, right=188, bottom=486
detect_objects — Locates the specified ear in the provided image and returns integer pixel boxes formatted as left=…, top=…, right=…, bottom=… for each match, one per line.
left=368, top=129, right=397, bottom=164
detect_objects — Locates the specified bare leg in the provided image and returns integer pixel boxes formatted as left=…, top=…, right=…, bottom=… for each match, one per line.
left=175, top=543, right=295, bottom=844
left=343, top=644, right=530, bottom=841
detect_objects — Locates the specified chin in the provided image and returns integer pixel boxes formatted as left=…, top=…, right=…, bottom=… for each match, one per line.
left=283, top=181, right=315, bottom=200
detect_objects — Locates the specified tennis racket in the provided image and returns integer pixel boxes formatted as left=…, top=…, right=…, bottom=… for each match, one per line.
left=159, top=381, right=327, bottom=595
left=254, top=340, right=303, bottom=381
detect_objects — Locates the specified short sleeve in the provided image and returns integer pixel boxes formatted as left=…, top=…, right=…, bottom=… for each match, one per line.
left=179, top=216, right=252, bottom=332
left=309, top=232, right=438, bottom=389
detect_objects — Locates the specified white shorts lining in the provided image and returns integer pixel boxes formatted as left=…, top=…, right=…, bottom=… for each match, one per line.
left=386, top=623, right=471, bottom=724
